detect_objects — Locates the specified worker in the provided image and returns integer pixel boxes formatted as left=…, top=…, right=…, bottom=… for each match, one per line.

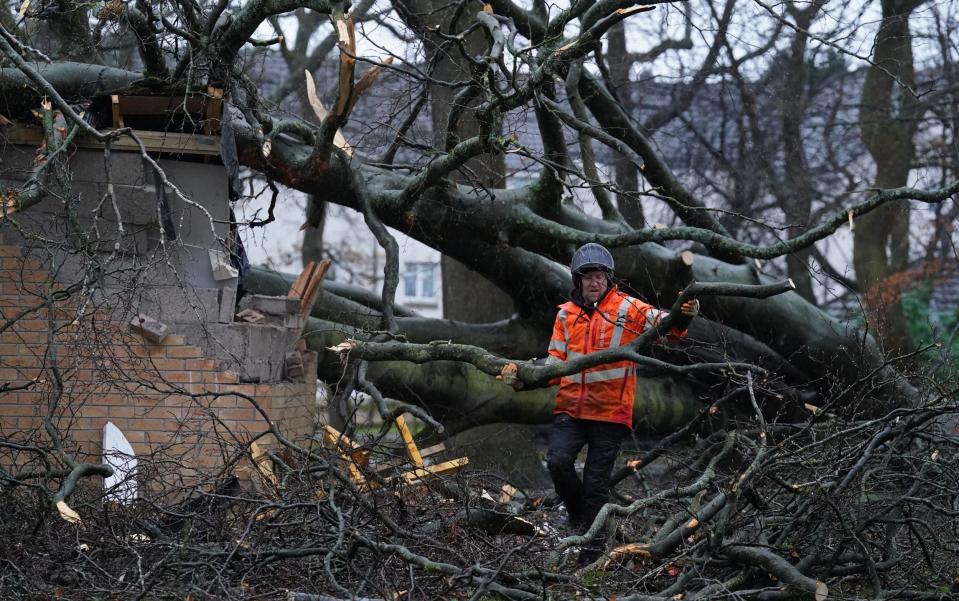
left=545, top=242, right=699, bottom=533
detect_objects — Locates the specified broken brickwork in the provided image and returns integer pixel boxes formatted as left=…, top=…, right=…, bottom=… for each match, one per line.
left=0, top=139, right=321, bottom=480
left=0, top=242, right=318, bottom=479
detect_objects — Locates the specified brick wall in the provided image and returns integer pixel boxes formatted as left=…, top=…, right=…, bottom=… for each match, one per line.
left=0, top=243, right=318, bottom=482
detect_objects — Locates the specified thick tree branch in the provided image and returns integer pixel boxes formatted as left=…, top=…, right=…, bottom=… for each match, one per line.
left=328, top=280, right=795, bottom=387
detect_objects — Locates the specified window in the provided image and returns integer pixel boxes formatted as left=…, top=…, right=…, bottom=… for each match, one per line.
left=401, top=262, right=437, bottom=298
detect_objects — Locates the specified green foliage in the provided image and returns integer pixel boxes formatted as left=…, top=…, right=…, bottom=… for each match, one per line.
left=582, top=569, right=611, bottom=587
left=901, top=281, right=935, bottom=342
left=900, top=281, right=959, bottom=367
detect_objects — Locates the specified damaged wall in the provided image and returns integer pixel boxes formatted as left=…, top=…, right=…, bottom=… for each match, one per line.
left=1, top=144, right=312, bottom=383
left=0, top=141, right=321, bottom=477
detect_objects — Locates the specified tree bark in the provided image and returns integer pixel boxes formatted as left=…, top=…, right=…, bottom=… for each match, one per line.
left=305, top=319, right=703, bottom=436
left=302, top=195, right=326, bottom=265
left=778, top=5, right=821, bottom=304
left=229, top=117, right=917, bottom=408
left=606, top=22, right=645, bottom=229
left=421, top=1, right=515, bottom=323
left=854, top=0, right=924, bottom=353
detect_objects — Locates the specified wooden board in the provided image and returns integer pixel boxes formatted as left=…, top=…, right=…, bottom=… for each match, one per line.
left=289, top=261, right=317, bottom=299
left=373, top=442, right=445, bottom=474
left=107, top=91, right=224, bottom=137
left=111, top=95, right=123, bottom=129
left=205, top=87, right=224, bottom=135
left=250, top=440, right=280, bottom=492
left=321, top=425, right=369, bottom=486
left=322, top=423, right=467, bottom=490
left=321, top=424, right=358, bottom=449
left=394, top=415, right=423, bottom=467
left=113, top=94, right=208, bottom=116
left=1, top=125, right=220, bottom=157
left=418, top=442, right=446, bottom=458
left=398, top=457, right=469, bottom=485
left=299, top=259, right=331, bottom=316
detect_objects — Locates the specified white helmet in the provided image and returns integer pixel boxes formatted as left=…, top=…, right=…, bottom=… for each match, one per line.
left=570, top=243, right=614, bottom=275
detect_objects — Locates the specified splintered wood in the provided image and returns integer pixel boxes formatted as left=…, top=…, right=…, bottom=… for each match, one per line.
left=320, top=417, right=468, bottom=490
left=498, top=483, right=519, bottom=503
left=304, top=70, right=353, bottom=156
left=288, top=259, right=331, bottom=317
left=321, top=425, right=369, bottom=486
left=250, top=441, right=280, bottom=492
left=602, top=543, right=652, bottom=569
left=394, top=415, right=423, bottom=467
left=249, top=441, right=281, bottom=520
left=398, top=458, right=469, bottom=485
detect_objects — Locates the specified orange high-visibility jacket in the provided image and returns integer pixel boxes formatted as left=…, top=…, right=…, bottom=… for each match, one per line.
left=546, top=286, right=688, bottom=428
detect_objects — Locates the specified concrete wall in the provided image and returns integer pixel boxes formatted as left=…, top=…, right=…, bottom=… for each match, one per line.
left=1, top=146, right=305, bottom=381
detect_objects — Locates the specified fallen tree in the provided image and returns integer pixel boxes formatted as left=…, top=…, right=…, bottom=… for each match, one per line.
left=1, top=0, right=959, bottom=599
left=2, top=2, right=955, bottom=425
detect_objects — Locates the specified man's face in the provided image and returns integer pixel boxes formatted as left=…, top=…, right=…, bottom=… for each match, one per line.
left=580, top=269, right=608, bottom=304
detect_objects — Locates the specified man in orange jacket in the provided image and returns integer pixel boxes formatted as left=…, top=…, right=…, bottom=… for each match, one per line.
left=546, top=243, right=699, bottom=532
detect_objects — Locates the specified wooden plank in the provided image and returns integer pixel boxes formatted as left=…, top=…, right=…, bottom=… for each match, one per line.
left=250, top=441, right=280, bottom=492
left=205, top=87, right=224, bottom=135
left=322, top=424, right=359, bottom=450
left=1, top=125, right=220, bottom=157
left=111, top=95, right=123, bottom=129
left=322, top=424, right=345, bottom=445
left=1, top=125, right=42, bottom=144
left=116, top=95, right=206, bottom=116
left=321, top=426, right=368, bottom=486
left=299, top=259, right=331, bottom=316
left=321, top=425, right=369, bottom=468
left=398, top=457, right=469, bottom=485
left=345, top=460, right=367, bottom=487
left=394, top=415, right=423, bottom=467
left=371, top=443, right=440, bottom=474
left=418, top=442, right=446, bottom=458
left=289, top=261, right=317, bottom=299
left=102, top=129, right=221, bottom=156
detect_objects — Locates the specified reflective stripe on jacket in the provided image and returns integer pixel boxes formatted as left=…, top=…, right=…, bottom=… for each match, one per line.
left=546, top=285, right=687, bottom=428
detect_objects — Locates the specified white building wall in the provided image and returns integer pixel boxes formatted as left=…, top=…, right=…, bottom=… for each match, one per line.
left=238, top=187, right=443, bottom=318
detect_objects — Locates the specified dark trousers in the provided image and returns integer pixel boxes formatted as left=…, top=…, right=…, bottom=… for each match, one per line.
left=546, top=413, right=629, bottom=529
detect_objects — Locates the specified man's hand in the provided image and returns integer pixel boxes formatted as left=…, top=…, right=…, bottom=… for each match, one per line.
left=680, top=298, right=700, bottom=317
left=496, top=362, right=523, bottom=389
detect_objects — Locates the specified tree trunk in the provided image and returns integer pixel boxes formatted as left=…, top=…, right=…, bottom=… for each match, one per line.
left=778, top=7, right=820, bottom=304
left=422, top=2, right=514, bottom=322
left=305, top=320, right=704, bottom=436
left=302, top=195, right=326, bottom=265
left=230, top=119, right=917, bottom=410
left=854, top=0, right=923, bottom=353
left=607, top=22, right=645, bottom=229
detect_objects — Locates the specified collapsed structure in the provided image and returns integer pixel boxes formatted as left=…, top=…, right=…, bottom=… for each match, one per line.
left=0, top=91, right=320, bottom=482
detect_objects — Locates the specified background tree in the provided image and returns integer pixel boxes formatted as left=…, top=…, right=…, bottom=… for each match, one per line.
left=854, top=0, right=927, bottom=353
